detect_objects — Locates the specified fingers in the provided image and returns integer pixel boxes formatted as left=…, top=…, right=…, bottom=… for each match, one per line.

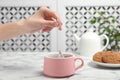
left=43, top=20, right=58, bottom=27
left=28, top=26, right=52, bottom=33
left=51, top=18, right=62, bottom=31
left=39, top=7, right=62, bottom=31
left=42, top=27, right=53, bottom=32
left=42, top=26, right=54, bottom=32
left=50, top=13, right=62, bottom=30
left=43, top=7, right=62, bottom=30
left=30, top=20, right=57, bottom=33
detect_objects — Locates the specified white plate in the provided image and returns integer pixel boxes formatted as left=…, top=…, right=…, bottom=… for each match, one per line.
left=92, top=61, right=120, bottom=68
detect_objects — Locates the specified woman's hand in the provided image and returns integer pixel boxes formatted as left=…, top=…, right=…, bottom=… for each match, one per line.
left=0, top=7, right=62, bottom=41
left=23, top=7, right=62, bottom=33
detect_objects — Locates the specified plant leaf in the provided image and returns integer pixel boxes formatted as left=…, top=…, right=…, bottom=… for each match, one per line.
left=90, top=17, right=96, bottom=24
left=107, top=16, right=115, bottom=19
left=97, top=17, right=101, bottom=22
left=105, top=27, right=111, bottom=33
left=116, top=36, right=120, bottom=41
left=98, top=11, right=105, bottom=16
left=112, top=19, right=116, bottom=23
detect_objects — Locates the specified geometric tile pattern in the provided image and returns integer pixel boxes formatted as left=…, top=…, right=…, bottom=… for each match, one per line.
left=65, top=6, right=120, bottom=52
left=0, top=7, right=51, bottom=52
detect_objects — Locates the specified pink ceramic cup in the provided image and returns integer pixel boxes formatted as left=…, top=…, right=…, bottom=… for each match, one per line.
left=43, top=53, right=84, bottom=78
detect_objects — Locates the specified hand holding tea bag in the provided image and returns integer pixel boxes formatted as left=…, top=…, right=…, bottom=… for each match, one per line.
left=0, top=7, right=62, bottom=41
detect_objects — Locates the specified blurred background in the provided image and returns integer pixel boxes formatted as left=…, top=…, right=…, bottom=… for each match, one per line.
left=0, top=0, right=120, bottom=52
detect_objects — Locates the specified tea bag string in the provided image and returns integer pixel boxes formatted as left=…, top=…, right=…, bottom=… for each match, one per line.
left=59, top=50, right=64, bottom=58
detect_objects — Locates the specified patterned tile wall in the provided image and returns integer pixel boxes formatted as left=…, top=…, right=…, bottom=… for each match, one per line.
left=0, top=6, right=120, bottom=52
left=0, top=7, right=51, bottom=52
left=65, top=6, right=120, bottom=52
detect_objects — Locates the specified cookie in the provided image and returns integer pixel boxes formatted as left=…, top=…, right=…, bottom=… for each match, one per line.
left=93, top=51, right=103, bottom=62
left=93, top=51, right=120, bottom=64
left=102, top=52, right=120, bottom=64
left=93, top=51, right=110, bottom=62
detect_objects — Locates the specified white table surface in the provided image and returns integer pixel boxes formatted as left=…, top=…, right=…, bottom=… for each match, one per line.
left=0, top=52, right=120, bottom=80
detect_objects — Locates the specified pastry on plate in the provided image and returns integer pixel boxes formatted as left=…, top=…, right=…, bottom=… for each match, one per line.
left=93, top=51, right=120, bottom=64
left=102, top=52, right=120, bottom=64
left=93, top=51, right=104, bottom=62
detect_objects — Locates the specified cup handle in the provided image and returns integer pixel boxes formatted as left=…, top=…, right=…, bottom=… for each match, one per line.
left=74, top=58, right=84, bottom=71
left=100, top=34, right=109, bottom=50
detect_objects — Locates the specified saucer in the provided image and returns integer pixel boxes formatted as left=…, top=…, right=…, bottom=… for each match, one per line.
left=92, top=61, right=120, bottom=68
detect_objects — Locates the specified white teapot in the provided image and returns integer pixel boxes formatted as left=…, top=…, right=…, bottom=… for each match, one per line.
left=74, top=31, right=109, bottom=57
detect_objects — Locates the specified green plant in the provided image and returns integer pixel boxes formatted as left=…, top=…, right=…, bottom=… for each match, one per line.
left=90, top=11, right=120, bottom=51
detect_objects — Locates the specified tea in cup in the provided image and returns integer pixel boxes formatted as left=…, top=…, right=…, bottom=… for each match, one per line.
left=43, top=53, right=84, bottom=77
